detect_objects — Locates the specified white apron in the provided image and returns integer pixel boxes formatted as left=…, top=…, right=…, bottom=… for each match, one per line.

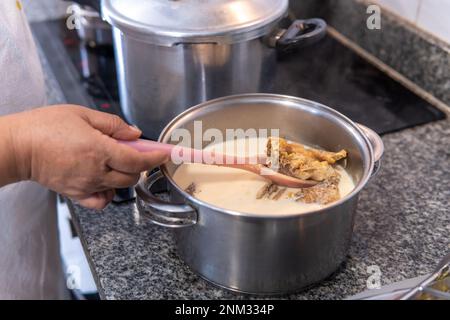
left=0, top=0, right=66, bottom=299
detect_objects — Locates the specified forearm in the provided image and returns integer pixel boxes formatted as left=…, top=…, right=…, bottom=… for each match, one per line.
left=0, top=112, right=30, bottom=187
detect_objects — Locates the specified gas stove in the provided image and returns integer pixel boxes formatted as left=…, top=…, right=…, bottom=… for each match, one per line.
left=31, top=19, right=445, bottom=138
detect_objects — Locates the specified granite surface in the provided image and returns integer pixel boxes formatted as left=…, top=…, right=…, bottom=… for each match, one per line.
left=291, top=0, right=450, bottom=108
left=69, top=118, right=450, bottom=300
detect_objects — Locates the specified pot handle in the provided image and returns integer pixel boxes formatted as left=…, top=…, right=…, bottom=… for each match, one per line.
left=356, top=124, right=384, bottom=176
left=276, top=18, right=327, bottom=53
left=135, top=171, right=197, bottom=228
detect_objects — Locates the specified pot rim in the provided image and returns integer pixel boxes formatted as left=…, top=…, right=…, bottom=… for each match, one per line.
left=158, top=93, right=375, bottom=219
left=102, top=0, right=288, bottom=46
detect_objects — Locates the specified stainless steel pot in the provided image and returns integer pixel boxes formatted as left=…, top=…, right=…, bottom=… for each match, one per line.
left=135, top=94, right=384, bottom=295
left=101, top=0, right=327, bottom=139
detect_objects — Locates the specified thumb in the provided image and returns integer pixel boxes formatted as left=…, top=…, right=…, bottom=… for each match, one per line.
left=84, top=109, right=142, bottom=140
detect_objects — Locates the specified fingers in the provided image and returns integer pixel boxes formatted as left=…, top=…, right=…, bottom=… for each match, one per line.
left=83, top=109, right=142, bottom=141
left=77, top=190, right=115, bottom=210
left=80, top=108, right=169, bottom=172
left=105, top=140, right=169, bottom=173
left=104, top=171, right=140, bottom=189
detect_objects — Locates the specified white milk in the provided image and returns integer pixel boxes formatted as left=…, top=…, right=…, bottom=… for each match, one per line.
left=172, top=138, right=355, bottom=215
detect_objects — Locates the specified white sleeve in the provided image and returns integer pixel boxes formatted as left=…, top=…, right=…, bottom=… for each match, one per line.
left=0, top=0, right=47, bottom=116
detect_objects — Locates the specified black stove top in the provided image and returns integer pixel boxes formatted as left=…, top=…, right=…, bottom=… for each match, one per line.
left=31, top=19, right=445, bottom=137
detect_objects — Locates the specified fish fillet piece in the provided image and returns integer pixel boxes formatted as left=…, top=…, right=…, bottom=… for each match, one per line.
left=294, top=173, right=341, bottom=204
left=256, top=183, right=287, bottom=200
left=267, top=137, right=347, bottom=182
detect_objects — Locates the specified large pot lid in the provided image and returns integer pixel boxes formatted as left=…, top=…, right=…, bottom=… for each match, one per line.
left=101, top=0, right=289, bottom=45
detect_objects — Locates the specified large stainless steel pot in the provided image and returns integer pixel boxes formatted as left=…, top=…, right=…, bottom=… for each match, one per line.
left=135, top=94, right=384, bottom=294
left=101, top=0, right=327, bottom=139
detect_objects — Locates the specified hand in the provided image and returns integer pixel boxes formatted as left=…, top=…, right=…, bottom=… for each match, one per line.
left=9, top=105, right=168, bottom=209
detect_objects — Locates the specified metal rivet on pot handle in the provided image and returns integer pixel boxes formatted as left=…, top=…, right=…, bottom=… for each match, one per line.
left=357, top=124, right=384, bottom=177
left=135, top=171, right=197, bottom=228
left=276, top=18, right=327, bottom=53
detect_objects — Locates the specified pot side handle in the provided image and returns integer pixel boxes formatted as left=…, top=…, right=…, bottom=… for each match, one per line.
left=135, top=171, right=197, bottom=228
left=276, top=18, right=327, bottom=53
left=356, top=124, right=384, bottom=177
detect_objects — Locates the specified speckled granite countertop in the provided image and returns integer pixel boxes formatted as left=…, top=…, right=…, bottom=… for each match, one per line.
left=68, top=118, right=450, bottom=300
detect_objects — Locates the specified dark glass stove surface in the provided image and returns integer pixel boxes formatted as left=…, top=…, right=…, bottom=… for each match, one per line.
left=273, top=37, right=445, bottom=134
left=31, top=19, right=445, bottom=136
